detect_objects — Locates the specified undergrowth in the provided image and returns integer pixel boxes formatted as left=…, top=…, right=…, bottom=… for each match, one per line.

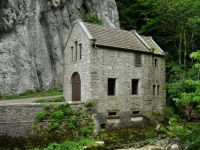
left=31, top=103, right=94, bottom=149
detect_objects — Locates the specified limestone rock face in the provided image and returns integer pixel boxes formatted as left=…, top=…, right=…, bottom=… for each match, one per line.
left=0, top=0, right=119, bottom=95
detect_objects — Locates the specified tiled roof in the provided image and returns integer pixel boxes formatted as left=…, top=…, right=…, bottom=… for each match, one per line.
left=84, top=23, right=150, bottom=53
left=141, top=36, right=165, bottom=55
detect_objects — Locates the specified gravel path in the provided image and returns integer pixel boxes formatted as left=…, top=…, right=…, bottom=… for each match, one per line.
left=0, top=95, right=63, bottom=105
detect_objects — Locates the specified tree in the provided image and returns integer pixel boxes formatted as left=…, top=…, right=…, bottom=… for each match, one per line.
left=169, top=51, right=200, bottom=120
left=190, top=50, right=200, bottom=80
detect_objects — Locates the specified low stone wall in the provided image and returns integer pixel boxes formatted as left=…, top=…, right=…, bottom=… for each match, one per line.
left=0, top=102, right=149, bottom=137
left=0, top=102, right=85, bottom=137
left=0, top=103, right=43, bottom=137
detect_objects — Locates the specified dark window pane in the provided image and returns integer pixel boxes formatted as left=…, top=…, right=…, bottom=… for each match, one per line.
left=71, top=47, right=73, bottom=62
left=153, top=85, right=156, bottom=95
left=157, top=85, right=160, bottom=95
left=108, top=111, right=117, bottom=116
left=154, top=59, right=157, bottom=67
left=75, top=41, right=78, bottom=61
left=79, top=44, right=82, bottom=60
left=108, top=78, right=116, bottom=95
left=132, top=79, right=139, bottom=95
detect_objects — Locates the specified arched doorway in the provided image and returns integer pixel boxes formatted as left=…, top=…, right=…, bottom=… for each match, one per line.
left=71, top=72, right=81, bottom=101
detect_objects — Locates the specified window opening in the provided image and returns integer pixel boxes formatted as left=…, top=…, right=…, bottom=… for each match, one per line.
left=79, top=43, right=82, bottom=60
left=135, top=53, right=142, bottom=67
left=108, top=111, right=117, bottom=116
left=157, top=85, right=160, bottom=95
left=132, top=111, right=140, bottom=115
left=71, top=46, right=73, bottom=62
left=108, top=78, right=116, bottom=95
left=132, top=79, right=139, bottom=95
left=153, top=85, right=156, bottom=95
left=75, top=41, right=78, bottom=61
left=154, top=58, right=157, bottom=67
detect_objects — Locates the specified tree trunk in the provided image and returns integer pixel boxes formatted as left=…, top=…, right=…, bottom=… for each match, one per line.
left=178, top=32, right=182, bottom=65
left=183, top=31, right=187, bottom=68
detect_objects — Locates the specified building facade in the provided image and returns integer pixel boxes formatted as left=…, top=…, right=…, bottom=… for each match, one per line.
left=64, top=20, right=166, bottom=128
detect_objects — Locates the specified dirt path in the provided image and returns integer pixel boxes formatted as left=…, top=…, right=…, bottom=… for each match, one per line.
left=0, top=95, right=63, bottom=105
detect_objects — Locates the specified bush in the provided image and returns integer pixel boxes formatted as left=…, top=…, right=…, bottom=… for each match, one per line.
left=84, top=100, right=94, bottom=108
left=168, top=121, right=200, bottom=149
left=165, top=107, right=181, bottom=121
left=35, top=112, right=47, bottom=122
left=84, top=16, right=102, bottom=25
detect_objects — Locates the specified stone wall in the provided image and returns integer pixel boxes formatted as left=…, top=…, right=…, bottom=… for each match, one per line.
left=90, top=47, right=166, bottom=126
left=0, top=103, right=43, bottom=137
left=63, top=22, right=93, bottom=102
left=0, top=102, right=85, bottom=137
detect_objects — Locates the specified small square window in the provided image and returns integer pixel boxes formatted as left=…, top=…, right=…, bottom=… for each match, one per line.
left=135, top=53, right=142, bottom=67
left=108, top=78, right=116, bottom=96
left=132, top=79, right=139, bottom=95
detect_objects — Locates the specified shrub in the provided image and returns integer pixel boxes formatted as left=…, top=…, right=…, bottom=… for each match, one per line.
left=84, top=16, right=102, bottom=25
left=84, top=100, right=94, bottom=108
left=79, top=127, right=93, bottom=137
left=67, top=115, right=77, bottom=129
left=165, top=107, right=181, bottom=120
left=35, top=112, right=47, bottom=122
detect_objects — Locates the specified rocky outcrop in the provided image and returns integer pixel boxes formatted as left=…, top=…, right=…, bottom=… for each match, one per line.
left=0, top=0, right=119, bottom=95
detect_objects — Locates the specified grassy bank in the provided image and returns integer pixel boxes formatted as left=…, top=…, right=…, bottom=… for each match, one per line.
left=0, top=87, right=63, bottom=100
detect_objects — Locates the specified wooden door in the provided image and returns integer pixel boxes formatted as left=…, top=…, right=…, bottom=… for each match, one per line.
left=71, top=72, right=81, bottom=101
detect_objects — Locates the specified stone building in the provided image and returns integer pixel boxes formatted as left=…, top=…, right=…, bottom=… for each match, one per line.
left=64, top=20, right=166, bottom=127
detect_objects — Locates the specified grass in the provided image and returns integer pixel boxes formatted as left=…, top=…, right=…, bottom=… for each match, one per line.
left=0, top=87, right=63, bottom=100
left=33, top=96, right=64, bottom=103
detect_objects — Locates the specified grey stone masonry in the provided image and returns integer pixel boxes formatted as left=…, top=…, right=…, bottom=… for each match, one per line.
left=64, top=21, right=166, bottom=128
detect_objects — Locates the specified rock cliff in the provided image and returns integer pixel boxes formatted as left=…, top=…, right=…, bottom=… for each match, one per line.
left=0, top=0, right=119, bottom=95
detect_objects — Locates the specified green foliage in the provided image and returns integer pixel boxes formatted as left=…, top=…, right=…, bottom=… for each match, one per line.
left=84, top=16, right=102, bottom=25
left=67, top=115, right=77, bottom=129
left=47, top=121, right=60, bottom=132
left=50, top=110, right=65, bottom=121
left=35, top=112, right=47, bottom=122
left=0, top=87, right=63, bottom=100
left=166, top=61, right=198, bottom=83
left=79, top=127, right=93, bottom=137
left=173, top=80, right=200, bottom=105
left=165, top=107, right=181, bottom=120
left=84, top=100, right=94, bottom=108
left=168, top=121, right=200, bottom=149
left=96, top=125, right=157, bottom=149
left=144, top=138, right=156, bottom=145
left=33, top=103, right=93, bottom=140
